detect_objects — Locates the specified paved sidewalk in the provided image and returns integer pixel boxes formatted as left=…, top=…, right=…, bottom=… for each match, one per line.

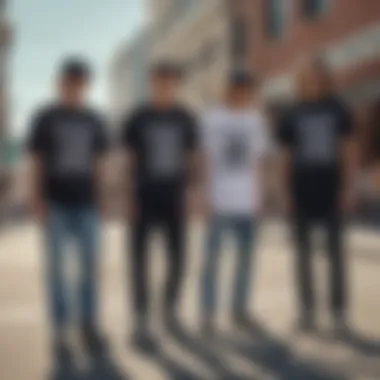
left=0, top=221, right=379, bottom=379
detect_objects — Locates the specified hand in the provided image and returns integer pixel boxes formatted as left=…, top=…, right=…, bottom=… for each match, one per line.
left=30, top=197, right=47, bottom=223
left=341, top=188, right=356, bottom=214
left=126, top=198, right=138, bottom=221
left=282, top=195, right=294, bottom=216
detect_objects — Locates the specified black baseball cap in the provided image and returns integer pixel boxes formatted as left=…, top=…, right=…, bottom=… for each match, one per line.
left=228, top=70, right=257, bottom=88
left=60, top=57, right=92, bottom=80
left=150, top=61, right=182, bottom=78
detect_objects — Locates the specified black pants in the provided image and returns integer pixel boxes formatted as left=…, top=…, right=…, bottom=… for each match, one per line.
left=293, top=212, right=347, bottom=318
left=130, top=196, right=185, bottom=320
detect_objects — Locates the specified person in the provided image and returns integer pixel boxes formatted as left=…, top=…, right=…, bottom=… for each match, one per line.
left=370, top=100, right=380, bottom=222
left=277, top=57, right=357, bottom=334
left=27, top=58, right=109, bottom=357
left=121, top=62, right=200, bottom=347
left=200, top=71, right=270, bottom=335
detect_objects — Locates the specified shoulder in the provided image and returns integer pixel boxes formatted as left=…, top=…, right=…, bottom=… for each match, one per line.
left=126, top=103, right=153, bottom=124
left=203, top=105, right=226, bottom=124
left=32, top=102, right=58, bottom=122
left=327, top=96, right=350, bottom=114
left=174, top=105, right=198, bottom=122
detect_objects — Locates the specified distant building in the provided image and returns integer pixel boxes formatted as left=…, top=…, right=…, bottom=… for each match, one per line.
left=0, top=0, right=13, bottom=217
left=234, top=0, right=380, bottom=164
left=110, top=28, right=151, bottom=131
left=149, top=0, right=232, bottom=112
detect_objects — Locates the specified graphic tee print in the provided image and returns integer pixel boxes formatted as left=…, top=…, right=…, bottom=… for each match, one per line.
left=223, top=131, right=251, bottom=169
left=203, top=107, right=270, bottom=216
left=27, top=105, right=108, bottom=206
left=122, top=105, right=199, bottom=194
left=145, top=123, right=182, bottom=179
left=297, top=113, right=336, bottom=165
left=54, top=123, right=93, bottom=176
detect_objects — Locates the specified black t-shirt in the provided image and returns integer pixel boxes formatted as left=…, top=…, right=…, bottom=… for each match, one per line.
left=371, top=108, right=380, bottom=161
left=121, top=104, right=199, bottom=200
left=277, top=97, right=354, bottom=213
left=27, top=104, right=108, bottom=206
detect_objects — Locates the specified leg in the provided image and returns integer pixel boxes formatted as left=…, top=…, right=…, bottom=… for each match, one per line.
left=163, top=213, right=186, bottom=316
left=232, top=217, right=256, bottom=318
left=293, top=215, right=315, bottom=322
left=325, top=214, right=347, bottom=320
left=201, top=217, right=224, bottom=322
left=45, top=206, right=70, bottom=334
left=74, top=208, right=100, bottom=329
left=130, top=213, right=151, bottom=323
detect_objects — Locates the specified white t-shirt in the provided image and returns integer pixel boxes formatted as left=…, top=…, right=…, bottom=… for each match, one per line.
left=202, top=106, right=270, bottom=216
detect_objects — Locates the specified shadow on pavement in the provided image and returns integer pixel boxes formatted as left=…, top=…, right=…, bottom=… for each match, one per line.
left=49, top=349, right=129, bottom=380
left=218, top=324, right=350, bottom=380
left=49, top=352, right=81, bottom=380
left=336, top=330, right=380, bottom=357
left=164, top=321, right=247, bottom=379
left=146, top=340, right=204, bottom=379
left=82, top=349, right=129, bottom=380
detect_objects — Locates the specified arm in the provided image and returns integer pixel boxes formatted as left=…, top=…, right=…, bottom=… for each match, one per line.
left=29, top=153, right=46, bottom=221
left=276, top=111, right=295, bottom=214
left=339, top=103, right=358, bottom=212
left=120, top=110, right=140, bottom=220
left=26, top=110, right=48, bottom=222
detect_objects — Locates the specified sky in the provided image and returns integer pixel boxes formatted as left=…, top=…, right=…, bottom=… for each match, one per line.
left=10, top=0, right=145, bottom=138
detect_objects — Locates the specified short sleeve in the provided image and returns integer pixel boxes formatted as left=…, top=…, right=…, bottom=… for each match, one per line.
left=26, top=109, right=49, bottom=155
left=336, top=100, right=355, bottom=138
left=277, top=110, right=295, bottom=148
left=120, top=109, right=141, bottom=150
left=94, top=115, right=109, bottom=155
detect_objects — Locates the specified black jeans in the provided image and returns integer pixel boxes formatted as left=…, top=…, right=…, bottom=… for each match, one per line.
left=130, top=195, right=186, bottom=321
left=293, top=212, right=347, bottom=318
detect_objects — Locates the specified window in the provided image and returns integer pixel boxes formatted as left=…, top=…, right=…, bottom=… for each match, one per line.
left=303, top=0, right=330, bottom=18
left=267, top=0, right=287, bottom=39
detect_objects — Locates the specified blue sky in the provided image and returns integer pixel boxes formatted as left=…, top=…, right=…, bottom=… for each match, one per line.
left=10, top=0, right=144, bottom=138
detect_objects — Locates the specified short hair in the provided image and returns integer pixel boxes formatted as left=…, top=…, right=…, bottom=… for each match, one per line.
left=150, top=61, right=182, bottom=79
left=60, top=57, right=92, bottom=80
left=228, top=70, right=257, bottom=88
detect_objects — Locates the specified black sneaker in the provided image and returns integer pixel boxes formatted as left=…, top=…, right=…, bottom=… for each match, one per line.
left=294, top=315, right=317, bottom=334
left=233, top=314, right=264, bottom=334
left=200, top=318, right=216, bottom=339
left=131, top=328, right=158, bottom=355
left=53, top=338, right=72, bottom=364
left=333, top=316, right=351, bottom=339
left=82, top=326, right=107, bottom=355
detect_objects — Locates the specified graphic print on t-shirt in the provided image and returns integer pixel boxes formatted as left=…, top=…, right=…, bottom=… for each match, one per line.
left=145, top=123, right=182, bottom=179
left=222, top=130, right=251, bottom=170
left=297, top=112, right=336, bottom=165
left=54, top=122, right=93, bottom=176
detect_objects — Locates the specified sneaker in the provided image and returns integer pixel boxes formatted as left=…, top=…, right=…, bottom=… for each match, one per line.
left=294, top=315, right=317, bottom=334
left=131, top=328, right=158, bottom=355
left=200, top=318, right=216, bottom=339
left=233, top=313, right=263, bottom=334
left=81, top=326, right=107, bottom=355
left=333, top=316, right=351, bottom=339
left=53, top=338, right=71, bottom=364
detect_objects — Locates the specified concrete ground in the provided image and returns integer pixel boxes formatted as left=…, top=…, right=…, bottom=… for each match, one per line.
left=0, top=220, right=379, bottom=380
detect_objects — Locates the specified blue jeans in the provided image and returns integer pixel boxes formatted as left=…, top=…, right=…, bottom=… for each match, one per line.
left=45, top=205, right=100, bottom=331
left=201, top=216, right=256, bottom=319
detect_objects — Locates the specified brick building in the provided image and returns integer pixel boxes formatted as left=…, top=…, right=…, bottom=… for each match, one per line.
left=233, top=0, right=380, bottom=165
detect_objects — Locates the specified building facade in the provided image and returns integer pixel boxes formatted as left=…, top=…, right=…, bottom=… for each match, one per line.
left=110, top=28, right=151, bottom=130
left=150, top=0, right=233, bottom=112
left=0, top=0, right=12, bottom=218
left=236, top=0, right=380, bottom=164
